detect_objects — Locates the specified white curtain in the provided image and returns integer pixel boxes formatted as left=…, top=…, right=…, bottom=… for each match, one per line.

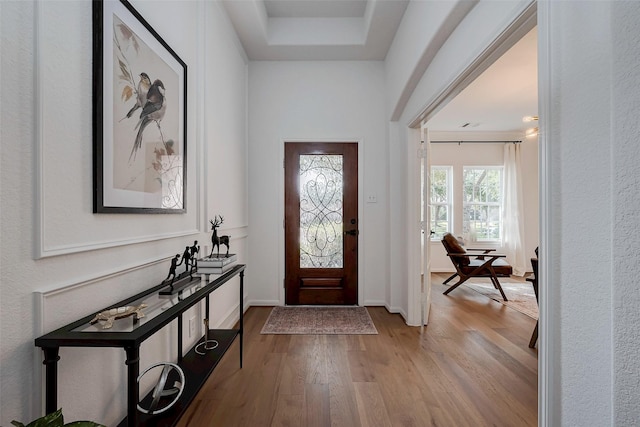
left=503, top=143, right=526, bottom=276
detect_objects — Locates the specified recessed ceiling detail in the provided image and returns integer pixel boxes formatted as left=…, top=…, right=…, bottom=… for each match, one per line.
left=264, top=0, right=368, bottom=18
left=220, top=1, right=537, bottom=135
left=222, top=0, right=409, bottom=60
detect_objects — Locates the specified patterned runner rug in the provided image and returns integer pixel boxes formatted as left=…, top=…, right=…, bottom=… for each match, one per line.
left=260, top=306, right=378, bottom=335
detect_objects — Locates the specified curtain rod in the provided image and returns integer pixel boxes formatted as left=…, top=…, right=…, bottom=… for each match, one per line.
left=428, top=140, right=522, bottom=144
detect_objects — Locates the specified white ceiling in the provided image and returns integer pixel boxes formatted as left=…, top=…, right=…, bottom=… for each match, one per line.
left=221, top=0, right=538, bottom=133
left=427, top=27, right=538, bottom=134
left=263, top=0, right=368, bottom=18
left=221, top=0, right=409, bottom=60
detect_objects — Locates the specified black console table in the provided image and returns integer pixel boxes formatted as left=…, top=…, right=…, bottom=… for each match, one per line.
left=35, top=264, right=245, bottom=427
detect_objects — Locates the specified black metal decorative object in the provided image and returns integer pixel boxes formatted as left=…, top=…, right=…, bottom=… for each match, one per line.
left=195, top=318, right=218, bottom=355
left=164, top=254, right=181, bottom=283
left=136, top=362, right=185, bottom=415
left=159, top=253, right=192, bottom=295
left=181, top=247, right=192, bottom=274
left=189, top=240, right=200, bottom=272
left=209, top=216, right=230, bottom=257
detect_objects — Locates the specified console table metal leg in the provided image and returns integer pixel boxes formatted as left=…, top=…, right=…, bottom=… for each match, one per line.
left=177, top=316, right=183, bottom=363
left=124, top=346, right=140, bottom=427
left=42, top=347, right=60, bottom=415
left=239, top=271, right=244, bottom=368
left=205, top=295, right=210, bottom=340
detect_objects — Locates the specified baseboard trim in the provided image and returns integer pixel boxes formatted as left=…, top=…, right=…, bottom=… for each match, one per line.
left=246, top=299, right=280, bottom=307
left=385, top=304, right=408, bottom=324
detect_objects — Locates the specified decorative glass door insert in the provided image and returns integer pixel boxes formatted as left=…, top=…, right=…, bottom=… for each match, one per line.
left=299, top=155, right=343, bottom=268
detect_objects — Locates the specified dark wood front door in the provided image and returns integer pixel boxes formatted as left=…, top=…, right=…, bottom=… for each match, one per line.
left=285, top=142, right=358, bottom=305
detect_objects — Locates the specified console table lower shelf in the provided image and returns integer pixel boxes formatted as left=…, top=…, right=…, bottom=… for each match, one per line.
left=35, top=264, right=246, bottom=427
left=118, top=329, right=240, bottom=427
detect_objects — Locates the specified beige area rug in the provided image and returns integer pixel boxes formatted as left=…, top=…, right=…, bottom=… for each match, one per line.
left=260, top=306, right=378, bottom=335
left=463, top=280, right=539, bottom=319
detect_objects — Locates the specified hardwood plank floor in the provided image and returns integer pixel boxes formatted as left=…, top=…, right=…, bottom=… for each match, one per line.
left=177, top=274, right=538, bottom=426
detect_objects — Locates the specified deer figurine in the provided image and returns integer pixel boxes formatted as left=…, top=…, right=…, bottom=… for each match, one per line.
left=209, top=216, right=230, bottom=258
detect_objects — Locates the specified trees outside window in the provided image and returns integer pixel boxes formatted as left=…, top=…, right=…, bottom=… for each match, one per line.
left=430, top=166, right=452, bottom=240
left=462, top=167, right=503, bottom=242
left=430, top=165, right=504, bottom=243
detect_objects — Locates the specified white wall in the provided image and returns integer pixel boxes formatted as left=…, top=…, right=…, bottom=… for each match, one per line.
left=247, top=61, right=390, bottom=308
left=611, top=3, right=640, bottom=424
left=384, top=0, right=475, bottom=121
left=543, top=2, right=613, bottom=424
left=427, top=132, right=539, bottom=272
left=520, top=134, right=539, bottom=266
left=202, top=1, right=250, bottom=313
left=0, top=1, right=248, bottom=424
left=387, top=122, right=409, bottom=316
left=541, top=1, right=640, bottom=424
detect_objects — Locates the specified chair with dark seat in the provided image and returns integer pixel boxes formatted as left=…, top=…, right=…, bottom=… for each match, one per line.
left=441, top=233, right=513, bottom=301
left=526, top=253, right=539, bottom=348
left=442, top=248, right=499, bottom=286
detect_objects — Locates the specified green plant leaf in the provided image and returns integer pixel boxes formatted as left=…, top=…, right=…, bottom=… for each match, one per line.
left=22, top=408, right=64, bottom=427
left=64, top=422, right=106, bottom=427
left=9, top=409, right=104, bottom=427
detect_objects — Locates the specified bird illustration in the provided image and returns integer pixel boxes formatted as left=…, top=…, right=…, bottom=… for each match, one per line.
left=130, top=79, right=166, bottom=162
left=123, top=72, right=151, bottom=120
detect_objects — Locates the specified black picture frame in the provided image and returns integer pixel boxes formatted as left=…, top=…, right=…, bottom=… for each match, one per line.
left=93, top=0, right=187, bottom=213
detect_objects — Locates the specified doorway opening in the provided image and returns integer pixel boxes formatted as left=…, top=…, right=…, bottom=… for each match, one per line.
left=411, top=9, right=540, bottom=420
left=417, top=21, right=538, bottom=330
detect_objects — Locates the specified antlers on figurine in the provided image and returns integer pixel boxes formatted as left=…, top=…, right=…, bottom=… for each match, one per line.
left=209, top=216, right=230, bottom=258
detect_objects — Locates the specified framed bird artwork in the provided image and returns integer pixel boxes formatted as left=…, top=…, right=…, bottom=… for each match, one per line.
left=93, top=0, right=187, bottom=213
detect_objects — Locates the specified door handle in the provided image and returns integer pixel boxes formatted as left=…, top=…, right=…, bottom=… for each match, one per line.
left=344, top=229, right=359, bottom=236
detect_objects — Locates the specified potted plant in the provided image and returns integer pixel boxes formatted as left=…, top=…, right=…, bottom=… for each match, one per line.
left=11, top=408, right=105, bottom=427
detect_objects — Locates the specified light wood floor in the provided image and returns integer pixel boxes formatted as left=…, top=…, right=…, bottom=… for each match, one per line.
left=177, top=274, right=538, bottom=426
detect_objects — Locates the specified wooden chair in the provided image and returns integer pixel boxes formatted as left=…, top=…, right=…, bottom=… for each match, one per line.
left=441, top=246, right=500, bottom=286
left=441, top=233, right=513, bottom=301
left=526, top=255, right=539, bottom=348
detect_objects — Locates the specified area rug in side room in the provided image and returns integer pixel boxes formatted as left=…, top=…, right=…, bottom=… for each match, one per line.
left=260, top=306, right=378, bottom=335
left=463, top=281, right=539, bottom=319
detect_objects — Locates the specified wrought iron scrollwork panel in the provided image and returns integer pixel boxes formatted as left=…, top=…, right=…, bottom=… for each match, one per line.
left=299, top=155, right=343, bottom=268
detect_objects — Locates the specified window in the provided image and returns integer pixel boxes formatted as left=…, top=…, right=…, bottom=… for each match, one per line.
left=430, top=166, right=452, bottom=240
left=463, top=167, right=503, bottom=242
